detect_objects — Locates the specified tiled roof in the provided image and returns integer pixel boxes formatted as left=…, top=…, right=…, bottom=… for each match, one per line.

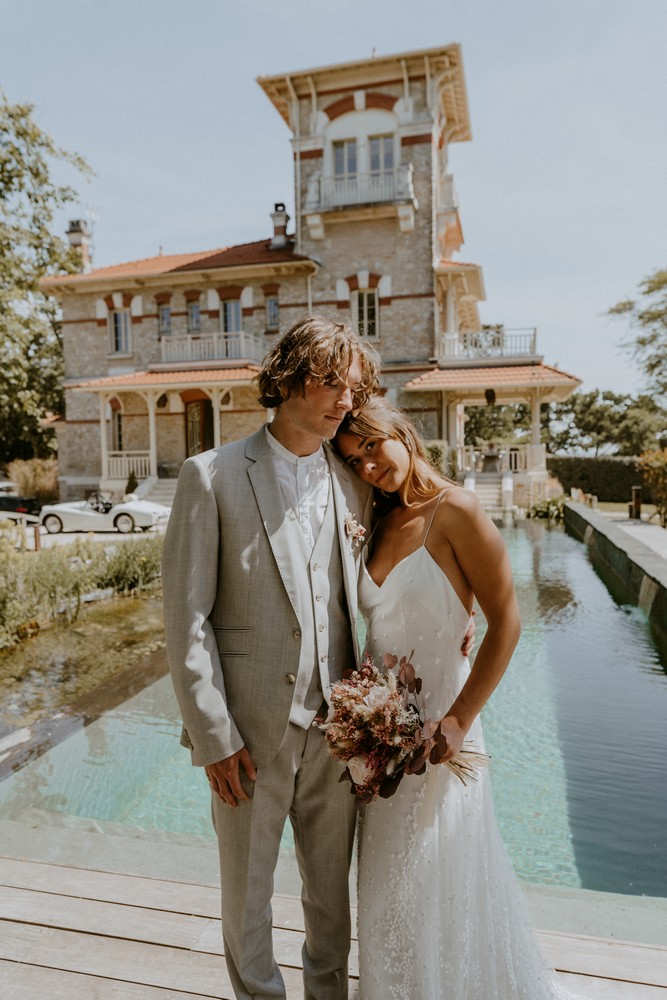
left=44, top=239, right=312, bottom=285
left=71, top=367, right=259, bottom=390
left=405, top=364, right=581, bottom=391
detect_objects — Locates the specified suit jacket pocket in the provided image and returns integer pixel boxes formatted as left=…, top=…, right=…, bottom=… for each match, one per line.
left=213, top=625, right=251, bottom=656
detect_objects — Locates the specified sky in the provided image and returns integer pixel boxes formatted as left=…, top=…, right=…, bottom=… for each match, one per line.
left=2, top=0, right=666, bottom=396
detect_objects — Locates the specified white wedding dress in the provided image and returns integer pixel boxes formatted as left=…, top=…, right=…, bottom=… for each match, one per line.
left=357, top=516, right=580, bottom=999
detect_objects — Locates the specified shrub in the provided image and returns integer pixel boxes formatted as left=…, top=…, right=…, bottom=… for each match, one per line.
left=425, top=439, right=458, bottom=480
left=546, top=455, right=649, bottom=502
left=527, top=495, right=566, bottom=521
left=99, top=534, right=164, bottom=593
left=637, top=449, right=667, bottom=527
left=5, top=458, right=59, bottom=503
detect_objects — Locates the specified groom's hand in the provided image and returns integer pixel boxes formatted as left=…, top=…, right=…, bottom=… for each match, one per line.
left=461, top=611, right=476, bottom=657
left=205, top=747, right=257, bottom=808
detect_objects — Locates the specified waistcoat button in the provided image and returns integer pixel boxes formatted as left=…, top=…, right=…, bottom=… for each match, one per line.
left=293, top=629, right=301, bottom=639
left=285, top=673, right=296, bottom=685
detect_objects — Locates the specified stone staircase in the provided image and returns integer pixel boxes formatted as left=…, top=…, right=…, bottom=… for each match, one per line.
left=142, top=478, right=179, bottom=508
left=469, top=474, right=505, bottom=519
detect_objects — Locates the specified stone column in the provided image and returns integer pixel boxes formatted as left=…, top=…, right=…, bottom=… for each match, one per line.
left=209, top=388, right=222, bottom=448
left=146, top=392, right=158, bottom=477
left=98, top=394, right=109, bottom=481
left=531, top=388, right=542, bottom=444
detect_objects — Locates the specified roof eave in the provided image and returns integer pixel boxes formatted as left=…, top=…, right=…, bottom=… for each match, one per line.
left=41, top=257, right=318, bottom=297
left=258, top=42, right=471, bottom=141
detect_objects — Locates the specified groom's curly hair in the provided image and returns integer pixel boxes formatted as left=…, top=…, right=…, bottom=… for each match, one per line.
left=257, top=315, right=379, bottom=411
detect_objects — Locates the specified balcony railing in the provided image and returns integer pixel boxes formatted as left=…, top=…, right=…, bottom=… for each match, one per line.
left=436, top=327, right=538, bottom=364
left=455, top=443, right=546, bottom=475
left=160, top=331, right=266, bottom=365
left=107, top=451, right=151, bottom=480
left=305, top=163, right=416, bottom=213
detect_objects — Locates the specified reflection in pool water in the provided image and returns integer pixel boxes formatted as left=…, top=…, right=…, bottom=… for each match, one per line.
left=0, top=522, right=665, bottom=897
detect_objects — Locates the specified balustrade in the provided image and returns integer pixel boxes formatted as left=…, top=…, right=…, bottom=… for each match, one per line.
left=305, top=163, right=415, bottom=212
left=107, top=452, right=151, bottom=480
left=160, top=331, right=265, bottom=365
left=437, top=328, right=538, bottom=362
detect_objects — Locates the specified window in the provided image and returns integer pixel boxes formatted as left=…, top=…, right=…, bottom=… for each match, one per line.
left=369, top=134, right=394, bottom=177
left=111, top=410, right=123, bottom=451
left=333, top=138, right=357, bottom=179
left=265, top=296, right=279, bottom=330
left=221, top=299, right=241, bottom=333
left=352, top=289, right=378, bottom=339
left=158, top=304, right=171, bottom=335
left=187, top=301, right=201, bottom=334
left=109, top=309, right=131, bottom=354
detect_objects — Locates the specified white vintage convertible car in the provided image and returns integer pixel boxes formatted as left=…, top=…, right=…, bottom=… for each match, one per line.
left=39, top=492, right=170, bottom=534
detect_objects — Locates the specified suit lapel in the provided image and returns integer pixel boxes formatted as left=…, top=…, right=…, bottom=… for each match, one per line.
left=327, top=448, right=361, bottom=633
left=246, top=429, right=305, bottom=624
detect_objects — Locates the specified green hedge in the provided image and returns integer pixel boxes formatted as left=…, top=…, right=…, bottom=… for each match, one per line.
left=546, top=455, right=650, bottom=502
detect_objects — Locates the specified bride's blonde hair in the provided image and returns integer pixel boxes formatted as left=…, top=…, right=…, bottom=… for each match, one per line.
left=336, top=396, right=457, bottom=507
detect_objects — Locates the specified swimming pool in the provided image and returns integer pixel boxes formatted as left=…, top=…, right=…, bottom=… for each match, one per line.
left=0, top=521, right=665, bottom=898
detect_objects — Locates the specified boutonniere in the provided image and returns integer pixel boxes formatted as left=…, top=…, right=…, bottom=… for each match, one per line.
left=344, top=512, right=366, bottom=550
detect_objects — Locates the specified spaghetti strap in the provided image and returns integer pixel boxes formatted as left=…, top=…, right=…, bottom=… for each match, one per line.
left=422, top=490, right=448, bottom=546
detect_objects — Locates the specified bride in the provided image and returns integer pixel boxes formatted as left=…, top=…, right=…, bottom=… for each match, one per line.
left=335, top=396, right=580, bottom=1000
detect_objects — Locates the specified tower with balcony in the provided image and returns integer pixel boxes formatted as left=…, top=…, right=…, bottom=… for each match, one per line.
left=259, top=45, right=580, bottom=508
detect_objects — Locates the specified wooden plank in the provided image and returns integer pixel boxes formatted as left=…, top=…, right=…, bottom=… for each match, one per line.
left=0, top=855, right=358, bottom=935
left=0, top=855, right=220, bottom=918
left=0, top=922, right=304, bottom=997
left=539, top=930, right=667, bottom=987
left=0, top=959, right=222, bottom=1000
left=558, top=971, right=667, bottom=999
left=0, top=885, right=212, bottom=951
left=191, top=921, right=360, bottom=977
left=0, top=887, right=359, bottom=982
left=4, top=961, right=659, bottom=1000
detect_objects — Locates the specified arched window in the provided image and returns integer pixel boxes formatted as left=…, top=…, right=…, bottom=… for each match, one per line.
left=324, top=109, right=398, bottom=207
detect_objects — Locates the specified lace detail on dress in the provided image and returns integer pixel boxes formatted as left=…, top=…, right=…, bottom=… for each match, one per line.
left=356, top=547, right=585, bottom=1000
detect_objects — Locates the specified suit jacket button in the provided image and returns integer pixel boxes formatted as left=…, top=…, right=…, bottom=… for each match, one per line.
left=293, top=629, right=301, bottom=639
left=285, top=673, right=296, bottom=685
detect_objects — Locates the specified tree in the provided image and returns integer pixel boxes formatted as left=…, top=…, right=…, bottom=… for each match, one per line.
left=608, top=268, right=667, bottom=400
left=544, top=390, right=666, bottom=456
left=464, top=403, right=532, bottom=446
left=0, top=93, right=91, bottom=463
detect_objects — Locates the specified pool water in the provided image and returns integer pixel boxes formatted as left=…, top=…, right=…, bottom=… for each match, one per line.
left=0, top=521, right=665, bottom=897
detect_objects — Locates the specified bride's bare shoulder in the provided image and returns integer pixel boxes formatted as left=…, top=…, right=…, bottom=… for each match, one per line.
left=440, top=485, right=483, bottom=515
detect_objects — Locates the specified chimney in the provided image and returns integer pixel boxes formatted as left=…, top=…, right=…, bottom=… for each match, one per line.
left=270, top=203, right=289, bottom=249
left=66, top=219, right=93, bottom=273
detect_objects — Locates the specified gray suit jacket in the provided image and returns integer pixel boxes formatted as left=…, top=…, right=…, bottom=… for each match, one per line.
left=162, top=426, right=373, bottom=768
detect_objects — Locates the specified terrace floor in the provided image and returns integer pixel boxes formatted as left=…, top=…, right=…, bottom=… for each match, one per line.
left=2, top=854, right=666, bottom=999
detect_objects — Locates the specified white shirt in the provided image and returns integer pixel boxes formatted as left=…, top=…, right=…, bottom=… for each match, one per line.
left=265, top=426, right=330, bottom=552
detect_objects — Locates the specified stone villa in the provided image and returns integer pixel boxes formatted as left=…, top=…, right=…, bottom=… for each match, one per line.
left=44, top=43, right=580, bottom=510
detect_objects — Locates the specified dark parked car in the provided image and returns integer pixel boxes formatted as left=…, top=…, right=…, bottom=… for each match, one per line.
left=0, top=482, right=41, bottom=519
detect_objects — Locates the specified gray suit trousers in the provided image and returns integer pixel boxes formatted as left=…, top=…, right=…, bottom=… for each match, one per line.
left=211, top=723, right=357, bottom=1000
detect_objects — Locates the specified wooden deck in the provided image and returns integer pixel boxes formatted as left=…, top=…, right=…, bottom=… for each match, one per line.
left=1, top=855, right=666, bottom=999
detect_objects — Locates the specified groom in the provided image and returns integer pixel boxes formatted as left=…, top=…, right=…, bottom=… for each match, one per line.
left=162, top=316, right=379, bottom=999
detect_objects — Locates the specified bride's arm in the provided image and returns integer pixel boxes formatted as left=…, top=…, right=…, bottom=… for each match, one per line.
left=431, top=488, right=521, bottom=762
